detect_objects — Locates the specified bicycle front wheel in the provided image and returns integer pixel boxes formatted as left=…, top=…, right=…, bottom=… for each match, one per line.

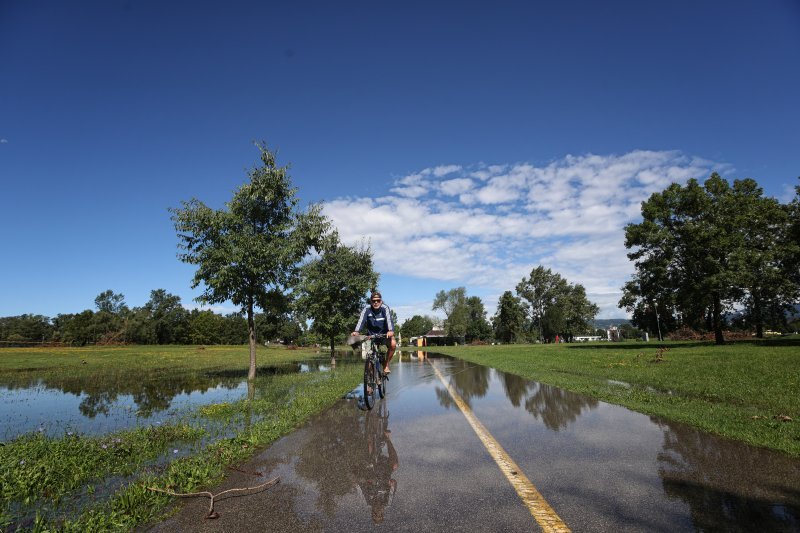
left=378, top=355, right=387, bottom=399
left=363, top=358, right=376, bottom=410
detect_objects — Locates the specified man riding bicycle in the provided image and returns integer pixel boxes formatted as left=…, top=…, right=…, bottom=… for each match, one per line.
left=351, top=291, right=396, bottom=374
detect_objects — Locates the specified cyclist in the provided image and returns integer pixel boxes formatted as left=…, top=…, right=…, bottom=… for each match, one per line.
left=351, top=291, right=396, bottom=374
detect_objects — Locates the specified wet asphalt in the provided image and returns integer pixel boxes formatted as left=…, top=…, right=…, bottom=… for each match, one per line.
left=147, top=352, right=800, bottom=532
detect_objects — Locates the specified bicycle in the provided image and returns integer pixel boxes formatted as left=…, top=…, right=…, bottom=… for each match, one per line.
left=349, top=333, right=388, bottom=410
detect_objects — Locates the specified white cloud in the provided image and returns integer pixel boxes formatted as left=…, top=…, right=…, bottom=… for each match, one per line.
left=323, top=150, right=721, bottom=318
left=431, top=164, right=462, bottom=177
left=439, top=178, right=474, bottom=196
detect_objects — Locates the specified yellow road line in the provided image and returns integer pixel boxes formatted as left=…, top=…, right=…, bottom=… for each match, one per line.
left=431, top=362, right=571, bottom=533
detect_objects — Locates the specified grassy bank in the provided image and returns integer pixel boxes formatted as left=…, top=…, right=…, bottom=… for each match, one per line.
left=0, top=345, right=362, bottom=531
left=423, top=339, right=800, bottom=457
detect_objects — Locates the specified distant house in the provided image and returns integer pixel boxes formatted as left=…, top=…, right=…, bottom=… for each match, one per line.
left=422, top=327, right=447, bottom=346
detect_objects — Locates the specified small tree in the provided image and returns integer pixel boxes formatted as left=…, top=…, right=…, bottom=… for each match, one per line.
left=433, top=287, right=468, bottom=340
left=400, top=315, right=436, bottom=339
left=295, top=233, right=378, bottom=353
left=171, top=143, right=327, bottom=379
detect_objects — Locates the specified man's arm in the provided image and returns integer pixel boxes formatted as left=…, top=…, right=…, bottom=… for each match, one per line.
left=352, top=306, right=368, bottom=335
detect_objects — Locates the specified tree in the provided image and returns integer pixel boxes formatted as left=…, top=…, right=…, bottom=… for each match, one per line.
left=727, top=179, right=797, bottom=337
left=295, top=233, right=379, bottom=353
left=399, top=315, right=435, bottom=339
left=560, top=284, right=600, bottom=341
left=516, top=267, right=568, bottom=342
left=144, top=289, right=189, bottom=344
left=171, top=143, right=328, bottom=379
left=493, top=291, right=526, bottom=343
left=464, top=296, right=492, bottom=342
left=432, top=287, right=468, bottom=339
left=56, top=310, right=96, bottom=346
left=187, top=309, right=225, bottom=345
left=93, top=290, right=128, bottom=344
left=517, top=266, right=598, bottom=342
left=94, top=290, right=128, bottom=315
left=0, top=315, right=53, bottom=344
left=622, top=173, right=798, bottom=344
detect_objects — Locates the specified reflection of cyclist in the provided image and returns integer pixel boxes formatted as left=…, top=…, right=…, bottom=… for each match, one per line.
left=352, top=291, right=395, bottom=374
left=352, top=402, right=398, bottom=524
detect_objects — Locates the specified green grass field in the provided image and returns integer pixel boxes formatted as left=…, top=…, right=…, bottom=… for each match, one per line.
left=423, top=338, right=800, bottom=457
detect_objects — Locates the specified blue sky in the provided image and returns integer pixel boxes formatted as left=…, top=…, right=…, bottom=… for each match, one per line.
left=2, top=0, right=799, bottom=324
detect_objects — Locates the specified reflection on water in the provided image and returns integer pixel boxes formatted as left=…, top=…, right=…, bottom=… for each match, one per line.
left=519, top=381, right=598, bottom=431
left=434, top=359, right=490, bottom=409
left=426, top=354, right=800, bottom=529
left=292, top=398, right=399, bottom=524
left=434, top=360, right=598, bottom=431
left=657, top=417, right=800, bottom=531
left=0, top=362, right=328, bottom=440
left=354, top=401, right=398, bottom=524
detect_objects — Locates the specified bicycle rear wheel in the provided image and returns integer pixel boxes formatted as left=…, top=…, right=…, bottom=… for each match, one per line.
left=363, top=358, right=376, bottom=410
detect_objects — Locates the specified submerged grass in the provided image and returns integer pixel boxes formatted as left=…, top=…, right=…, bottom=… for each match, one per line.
left=0, top=345, right=362, bottom=531
left=425, top=338, right=800, bottom=457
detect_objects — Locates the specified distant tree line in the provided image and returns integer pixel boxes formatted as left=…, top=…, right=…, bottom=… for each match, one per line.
left=620, top=174, right=800, bottom=344
left=0, top=289, right=306, bottom=347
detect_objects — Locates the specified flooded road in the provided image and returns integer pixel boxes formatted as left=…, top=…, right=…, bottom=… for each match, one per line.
left=153, top=353, right=800, bottom=532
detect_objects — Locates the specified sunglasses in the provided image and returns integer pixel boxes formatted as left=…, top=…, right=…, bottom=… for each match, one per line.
left=371, top=299, right=382, bottom=303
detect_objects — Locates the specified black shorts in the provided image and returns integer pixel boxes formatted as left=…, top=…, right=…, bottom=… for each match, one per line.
left=371, top=335, right=393, bottom=348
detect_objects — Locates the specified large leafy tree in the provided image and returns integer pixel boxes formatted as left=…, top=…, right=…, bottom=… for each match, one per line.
left=295, top=233, right=378, bottom=353
left=171, top=143, right=327, bottom=379
left=622, top=173, right=798, bottom=344
left=728, top=179, right=797, bottom=336
left=493, top=291, right=526, bottom=343
left=517, top=266, right=598, bottom=342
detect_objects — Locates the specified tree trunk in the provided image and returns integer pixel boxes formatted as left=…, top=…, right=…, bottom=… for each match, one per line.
left=329, top=335, right=335, bottom=355
left=247, top=301, right=257, bottom=381
left=712, top=292, right=725, bottom=345
left=753, top=293, right=764, bottom=338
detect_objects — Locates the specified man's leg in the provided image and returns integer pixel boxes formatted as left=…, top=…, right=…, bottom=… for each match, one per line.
left=384, top=337, right=396, bottom=373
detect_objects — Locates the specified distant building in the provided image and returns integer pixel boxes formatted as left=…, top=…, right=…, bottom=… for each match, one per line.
left=422, top=327, right=447, bottom=346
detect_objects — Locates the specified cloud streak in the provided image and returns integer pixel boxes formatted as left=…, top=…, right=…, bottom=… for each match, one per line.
left=324, top=150, right=724, bottom=319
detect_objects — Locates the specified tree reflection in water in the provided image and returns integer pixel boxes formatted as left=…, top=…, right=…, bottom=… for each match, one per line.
left=293, top=400, right=398, bottom=523
left=522, top=381, right=598, bottom=431
left=435, top=359, right=491, bottom=409
left=435, top=362, right=597, bottom=431
left=293, top=397, right=362, bottom=516
left=656, top=417, right=800, bottom=531
left=0, top=363, right=314, bottom=420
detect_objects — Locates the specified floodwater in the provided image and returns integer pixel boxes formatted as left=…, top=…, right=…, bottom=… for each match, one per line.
left=0, top=361, right=330, bottom=441
left=155, top=351, right=800, bottom=532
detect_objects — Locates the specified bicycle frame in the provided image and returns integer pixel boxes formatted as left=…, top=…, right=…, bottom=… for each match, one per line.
left=362, top=334, right=388, bottom=410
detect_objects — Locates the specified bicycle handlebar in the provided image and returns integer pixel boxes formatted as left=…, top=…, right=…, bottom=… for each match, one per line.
left=347, top=333, right=389, bottom=346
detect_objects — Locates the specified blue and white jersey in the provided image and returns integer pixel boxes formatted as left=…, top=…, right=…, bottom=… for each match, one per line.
left=354, top=303, right=394, bottom=335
